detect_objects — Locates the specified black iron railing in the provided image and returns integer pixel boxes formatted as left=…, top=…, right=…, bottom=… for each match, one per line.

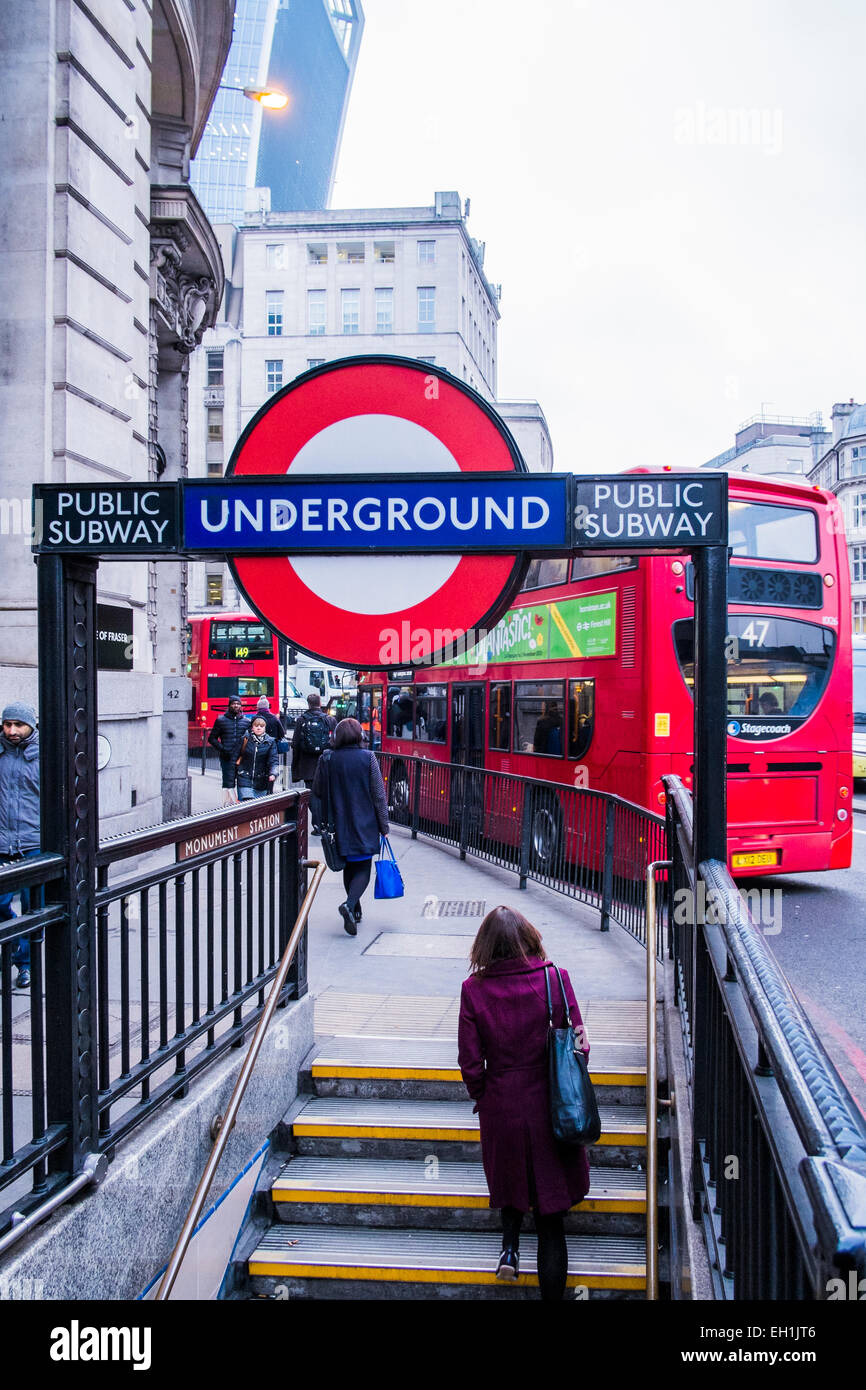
left=0, top=794, right=307, bottom=1236
left=664, top=773, right=866, bottom=1300
left=377, top=753, right=667, bottom=951
left=0, top=853, right=71, bottom=1230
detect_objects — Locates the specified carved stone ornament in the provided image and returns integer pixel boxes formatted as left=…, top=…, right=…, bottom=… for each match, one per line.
left=150, top=238, right=217, bottom=356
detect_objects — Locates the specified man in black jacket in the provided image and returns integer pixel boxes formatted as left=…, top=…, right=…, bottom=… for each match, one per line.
left=291, top=693, right=336, bottom=830
left=207, top=697, right=250, bottom=804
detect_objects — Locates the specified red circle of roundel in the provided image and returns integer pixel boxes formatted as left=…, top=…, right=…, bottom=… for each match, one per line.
left=227, top=357, right=525, bottom=668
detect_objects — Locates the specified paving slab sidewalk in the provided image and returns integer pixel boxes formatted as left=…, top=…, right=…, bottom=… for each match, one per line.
left=192, top=770, right=649, bottom=1031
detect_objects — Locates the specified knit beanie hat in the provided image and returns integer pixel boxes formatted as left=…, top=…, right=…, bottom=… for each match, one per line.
left=2, top=701, right=37, bottom=729
left=256, top=697, right=270, bottom=711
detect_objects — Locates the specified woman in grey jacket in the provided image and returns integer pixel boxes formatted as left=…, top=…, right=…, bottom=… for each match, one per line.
left=312, top=718, right=389, bottom=936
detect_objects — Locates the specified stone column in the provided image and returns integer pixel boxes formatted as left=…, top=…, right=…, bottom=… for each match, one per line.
left=149, top=191, right=222, bottom=822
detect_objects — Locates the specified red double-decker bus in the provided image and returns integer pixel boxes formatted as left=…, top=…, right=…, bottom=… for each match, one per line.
left=186, top=613, right=283, bottom=749
left=360, top=472, right=853, bottom=878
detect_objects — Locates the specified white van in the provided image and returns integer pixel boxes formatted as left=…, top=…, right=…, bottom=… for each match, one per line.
left=293, top=661, right=354, bottom=707
left=281, top=676, right=307, bottom=729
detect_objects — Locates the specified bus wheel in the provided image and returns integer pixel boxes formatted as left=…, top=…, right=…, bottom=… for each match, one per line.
left=530, top=795, right=563, bottom=875
left=388, top=762, right=411, bottom=823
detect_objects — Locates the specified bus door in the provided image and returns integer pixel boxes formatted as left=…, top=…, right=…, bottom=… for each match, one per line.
left=450, top=683, right=485, bottom=838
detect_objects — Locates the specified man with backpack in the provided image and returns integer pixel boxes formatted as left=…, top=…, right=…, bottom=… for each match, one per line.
left=291, top=692, right=336, bottom=831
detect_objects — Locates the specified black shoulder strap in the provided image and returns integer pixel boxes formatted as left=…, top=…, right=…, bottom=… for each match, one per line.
left=318, top=750, right=333, bottom=827
left=543, top=962, right=573, bottom=1028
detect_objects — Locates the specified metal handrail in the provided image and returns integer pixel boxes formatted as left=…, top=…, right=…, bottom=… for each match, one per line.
left=154, top=858, right=326, bottom=1301
left=644, top=860, right=671, bottom=1301
left=0, top=1153, right=108, bottom=1259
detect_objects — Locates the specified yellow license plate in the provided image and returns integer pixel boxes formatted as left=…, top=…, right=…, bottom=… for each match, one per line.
left=731, top=851, right=780, bottom=869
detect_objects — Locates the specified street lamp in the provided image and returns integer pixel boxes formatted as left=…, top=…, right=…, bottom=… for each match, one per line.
left=221, top=81, right=289, bottom=111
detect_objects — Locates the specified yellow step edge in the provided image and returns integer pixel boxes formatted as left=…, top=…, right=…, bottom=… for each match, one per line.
left=293, top=1123, right=480, bottom=1142
left=293, top=1122, right=645, bottom=1145
left=311, top=1064, right=646, bottom=1086
left=248, top=1260, right=645, bottom=1290
left=271, top=1188, right=646, bottom=1214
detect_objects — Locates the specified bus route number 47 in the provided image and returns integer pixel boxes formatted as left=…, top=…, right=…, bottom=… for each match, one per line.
left=740, top=621, right=769, bottom=647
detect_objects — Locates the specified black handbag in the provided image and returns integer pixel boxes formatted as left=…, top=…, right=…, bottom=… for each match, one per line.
left=317, top=752, right=345, bottom=872
left=544, top=963, right=601, bottom=1146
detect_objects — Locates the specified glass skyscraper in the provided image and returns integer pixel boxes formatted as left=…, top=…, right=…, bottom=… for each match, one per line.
left=192, top=0, right=363, bottom=222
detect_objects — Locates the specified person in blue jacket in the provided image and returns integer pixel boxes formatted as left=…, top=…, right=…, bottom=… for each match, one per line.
left=0, top=701, right=42, bottom=989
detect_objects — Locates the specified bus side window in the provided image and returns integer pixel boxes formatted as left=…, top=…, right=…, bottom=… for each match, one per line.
left=514, top=681, right=565, bottom=757
left=489, top=682, right=511, bottom=751
left=388, top=685, right=414, bottom=739
left=568, top=678, right=595, bottom=761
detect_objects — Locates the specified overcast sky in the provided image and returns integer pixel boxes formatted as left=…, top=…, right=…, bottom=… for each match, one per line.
left=332, top=0, right=866, bottom=473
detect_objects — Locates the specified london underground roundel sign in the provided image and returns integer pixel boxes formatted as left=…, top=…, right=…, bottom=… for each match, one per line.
left=227, top=356, right=528, bottom=668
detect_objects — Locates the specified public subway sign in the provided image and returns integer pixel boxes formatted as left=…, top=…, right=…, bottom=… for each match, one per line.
left=32, top=484, right=180, bottom=554
left=181, top=475, right=569, bottom=553
left=573, top=475, right=727, bottom=549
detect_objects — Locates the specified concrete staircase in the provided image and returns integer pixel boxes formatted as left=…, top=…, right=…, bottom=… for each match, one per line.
left=243, top=1027, right=653, bottom=1299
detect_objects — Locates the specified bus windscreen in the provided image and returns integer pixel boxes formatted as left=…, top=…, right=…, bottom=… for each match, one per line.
left=674, top=614, right=835, bottom=726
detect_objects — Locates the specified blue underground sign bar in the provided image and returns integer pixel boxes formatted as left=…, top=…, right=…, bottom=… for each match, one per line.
left=31, top=473, right=727, bottom=557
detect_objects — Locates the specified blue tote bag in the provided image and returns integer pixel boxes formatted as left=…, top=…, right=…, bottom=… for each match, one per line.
left=374, top=836, right=404, bottom=900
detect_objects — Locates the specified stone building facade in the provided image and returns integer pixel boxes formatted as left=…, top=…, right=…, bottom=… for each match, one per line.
left=0, top=0, right=234, bottom=829
left=808, top=400, right=866, bottom=635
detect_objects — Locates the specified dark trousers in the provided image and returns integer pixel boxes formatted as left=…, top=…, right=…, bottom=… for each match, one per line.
left=502, top=1206, right=569, bottom=1301
left=342, top=859, right=372, bottom=909
left=0, top=849, right=43, bottom=969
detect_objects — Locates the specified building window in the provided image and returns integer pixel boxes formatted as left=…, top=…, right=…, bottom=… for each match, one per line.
left=342, top=288, right=360, bottom=334
left=853, top=493, right=866, bottom=530
left=206, top=573, right=224, bottom=607
left=266, top=291, right=284, bottom=336
left=207, top=458, right=223, bottom=476
left=308, top=290, right=326, bottom=335
left=307, top=243, right=328, bottom=265
left=307, top=358, right=325, bottom=369
left=417, top=286, right=435, bottom=332
left=206, top=350, right=224, bottom=387
left=207, top=408, right=223, bottom=443
left=417, top=240, right=436, bottom=265
left=375, top=287, right=393, bottom=334
left=337, top=242, right=365, bottom=264
left=853, top=545, right=865, bottom=584
left=855, top=599, right=866, bottom=635
left=266, top=243, right=288, bottom=270
left=266, top=359, right=283, bottom=394
left=374, top=241, right=395, bottom=263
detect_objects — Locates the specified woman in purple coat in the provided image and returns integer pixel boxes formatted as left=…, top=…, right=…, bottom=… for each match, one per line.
left=458, top=906, right=590, bottom=1300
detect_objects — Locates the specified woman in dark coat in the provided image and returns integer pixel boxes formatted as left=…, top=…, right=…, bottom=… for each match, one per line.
left=458, top=906, right=590, bottom=1300
left=234, top=716, right=278, bottom=799
left=312, top=718, right=389, bottom=936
